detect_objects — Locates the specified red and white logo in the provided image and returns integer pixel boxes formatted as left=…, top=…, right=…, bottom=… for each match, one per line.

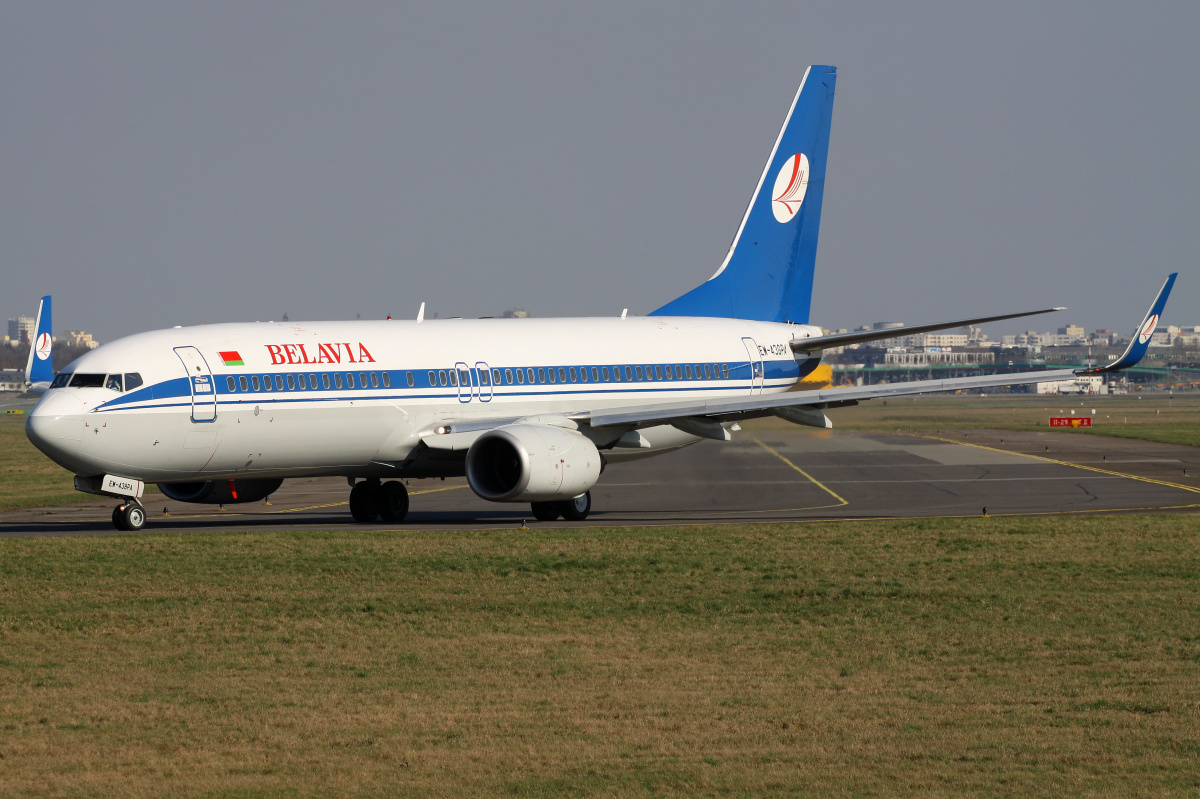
left=771, top=153, right=810, bottom=223
left=1138, top=314, right=1159, bottom=345
left=35, top=332, right=51, bottom=360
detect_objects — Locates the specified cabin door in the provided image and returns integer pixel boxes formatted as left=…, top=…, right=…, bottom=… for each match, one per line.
left=741, top=337, right=764, bottom=396
left=174, top=346, right=217, bottom=422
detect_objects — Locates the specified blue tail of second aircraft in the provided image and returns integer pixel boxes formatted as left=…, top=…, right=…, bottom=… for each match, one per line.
left=24, top=295, right=53, bottom=389
left=651, top=66, right=837, bottom=324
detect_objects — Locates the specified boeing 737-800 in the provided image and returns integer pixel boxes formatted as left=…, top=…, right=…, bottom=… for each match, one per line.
left=25, top=66, right=1176, bottom=531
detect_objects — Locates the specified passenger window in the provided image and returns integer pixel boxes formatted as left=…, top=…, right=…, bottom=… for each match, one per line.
left=105, top=374, right=122, bottom=392
left=704, top=364, right=713, bottom=379
left=449, top=371, right=458, bottom=387
left=239, top=376, right=249, bottom=391
left=227, top=376, right=236, bottom=391
left=722, top=364, right=729, bottom=378
left=322, top=374, right=331, bottom=389
left=287, top=375, right=296, bottom=390
left=405, top=372, right=414, bottom=387
left=579, top=368, right=587, bottom=383
left=51, top=373, right=72, bottom=389
left=125, top=373, right=143, bottom=391
left=526, top=368, right=535, bottom=383
left=602, top=367, right=610, bottom=381
left=516, top=370, right=525, bottom=384
left=558, top=368, right=566, bottom=382
left=548, top=369, right=556, bottom=384
left=298, top=374, right=307, bottom=389
left=685, top=365, right=694, bottom=379
left=334, top=373, right=343, bottom=389
left=591, top=367, right=599, bottom=382
left=480, top=371, right=490, bottom=386
left=428, top=371, right=436, bottom=385
left=654, top=366, right=663, bottom=380
left=624, top=366, right=632, bottom=381
left=674, top=365, right=683, bottom=379
left=460, top=369, right=470, bottom=386
left=346, top=374, right=355, bottom=388
left=261, top=375, right=271, bottom=392
left=504, top=369, right=513, bottom=384
left=371, top=373, right=380, bottom=388
left=569, top=367, right=577, bottom=382
left=635, top=366, right=644, bottom=380
left=537, top=368, right=546, bottom=383
left=273, top=375, right=282, bottom=390
left=251, top=375, right=261, bottom=391
left=438, top=370, right=447, bottom=386
left=491, top=369, right=500, bottom=384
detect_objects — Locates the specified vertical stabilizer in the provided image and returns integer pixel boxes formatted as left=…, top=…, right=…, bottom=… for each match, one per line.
left=650, top=66, right=837, bottom=323
left=24, top=296, right=53, bottom=389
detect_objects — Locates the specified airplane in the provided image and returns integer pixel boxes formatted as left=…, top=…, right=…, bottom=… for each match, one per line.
left=23, top=295, right=53, bottom=393
left=24, top=65, right=1177, bottom=532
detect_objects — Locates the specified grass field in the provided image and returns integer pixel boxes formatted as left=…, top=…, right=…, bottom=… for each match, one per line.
left=1, top=516, right=1198, bottom=797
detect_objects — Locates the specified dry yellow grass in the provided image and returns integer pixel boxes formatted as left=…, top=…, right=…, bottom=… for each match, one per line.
left=1, top=516, right=1198, bottom=796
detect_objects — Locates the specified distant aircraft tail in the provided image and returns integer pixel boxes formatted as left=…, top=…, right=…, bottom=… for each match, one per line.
left=650, top=65, right=837, bottom=324
left=24, top=296, right=53, bottom=390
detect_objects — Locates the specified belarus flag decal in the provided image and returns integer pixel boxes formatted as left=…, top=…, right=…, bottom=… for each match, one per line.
left=219, top=351, right=244, bottom=366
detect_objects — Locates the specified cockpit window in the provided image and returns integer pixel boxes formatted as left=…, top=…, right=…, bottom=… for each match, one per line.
left=105, top=374, right=123, bottom=392
left=69, top=374, right=106, bottom=388
left=50, top=373, right=71, bottom=389
left=124, top=373, right=143, bottom=391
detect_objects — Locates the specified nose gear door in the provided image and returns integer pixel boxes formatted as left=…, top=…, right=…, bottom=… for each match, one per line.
left=174, top=346, right=217, bottom=422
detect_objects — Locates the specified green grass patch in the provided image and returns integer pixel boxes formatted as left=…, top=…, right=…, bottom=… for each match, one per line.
left=0, top=516, right=1198, bottom=796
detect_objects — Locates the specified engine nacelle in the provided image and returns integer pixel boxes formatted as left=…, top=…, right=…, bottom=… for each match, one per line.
left=158, top=478, right=283, bottom=505
left=465, top=424, right=601, bottom=502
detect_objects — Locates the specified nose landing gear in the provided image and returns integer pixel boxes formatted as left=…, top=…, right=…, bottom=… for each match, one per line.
left=349, top=479, right=409, bottom=523
left=111, top=500, right=147, bottom=531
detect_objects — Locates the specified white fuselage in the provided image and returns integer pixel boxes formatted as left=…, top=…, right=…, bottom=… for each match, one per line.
left=26, top=316, right=820, bottom=485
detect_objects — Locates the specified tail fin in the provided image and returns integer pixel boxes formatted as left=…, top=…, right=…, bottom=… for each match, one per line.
left=650, top=66, right=837, bottom=323
left=24, top=296, right=53, bottom=389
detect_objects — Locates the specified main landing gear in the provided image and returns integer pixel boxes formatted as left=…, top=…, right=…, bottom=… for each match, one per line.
left=349, top=479, right=409, bottom=524
left=531, top=491, right=592, bottom=522
left=111, top=500, right=147, bottom=532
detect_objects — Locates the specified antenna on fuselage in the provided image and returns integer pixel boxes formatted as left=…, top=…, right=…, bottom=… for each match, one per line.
left=416, top=302, right=426, bottom=323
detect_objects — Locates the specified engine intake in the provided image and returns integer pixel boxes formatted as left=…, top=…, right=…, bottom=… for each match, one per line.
left=466, top=424, right=601, bottom=502
left=158, top=478, right=283, bottom=505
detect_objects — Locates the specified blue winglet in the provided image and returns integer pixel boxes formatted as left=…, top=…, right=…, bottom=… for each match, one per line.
left=1079, top=273, right=1177, bottom=374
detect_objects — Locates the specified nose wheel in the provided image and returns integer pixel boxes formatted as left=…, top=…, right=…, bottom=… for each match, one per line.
left=111, top=501, right=146, bottom=532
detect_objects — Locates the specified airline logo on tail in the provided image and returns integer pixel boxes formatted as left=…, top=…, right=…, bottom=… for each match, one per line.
left=35, top=333, right=52, bottom=360
left=771, top=153, right=810, bottom=222
left=1138, top=314, right=1158, bottom=344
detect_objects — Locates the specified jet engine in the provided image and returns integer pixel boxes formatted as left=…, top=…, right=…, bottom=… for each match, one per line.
left=465, top=424, right=601, bottom=502
left=158, top=478, right=283, bottom=504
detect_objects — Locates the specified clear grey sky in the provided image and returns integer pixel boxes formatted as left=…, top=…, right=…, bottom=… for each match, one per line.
left=3, top=2, right=1196, bottom=343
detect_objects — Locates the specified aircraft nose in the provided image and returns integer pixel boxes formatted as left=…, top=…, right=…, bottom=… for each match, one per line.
left=25, top=391, right=86, bottom=462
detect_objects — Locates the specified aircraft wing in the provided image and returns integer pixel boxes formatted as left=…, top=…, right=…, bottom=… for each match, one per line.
left=791, top=306, right=1064, bottom=353
left=586, top=272, right=1177, bottom=430
left=579, top=368, right=1080, bottom=429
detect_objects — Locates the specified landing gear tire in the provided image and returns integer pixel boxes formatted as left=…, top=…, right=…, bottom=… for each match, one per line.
left=531, top=500, right=561, bottom=522
left=378, top=481, right=409, bottom=523
left=559, top=491, right=591, bottom=522
left=119, top=502, right=146, bottom=532
left=349, top=481, right=380, bottom=523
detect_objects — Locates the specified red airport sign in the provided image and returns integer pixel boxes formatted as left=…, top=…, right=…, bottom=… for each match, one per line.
left=1049, top=417, right=1091, bottom=428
